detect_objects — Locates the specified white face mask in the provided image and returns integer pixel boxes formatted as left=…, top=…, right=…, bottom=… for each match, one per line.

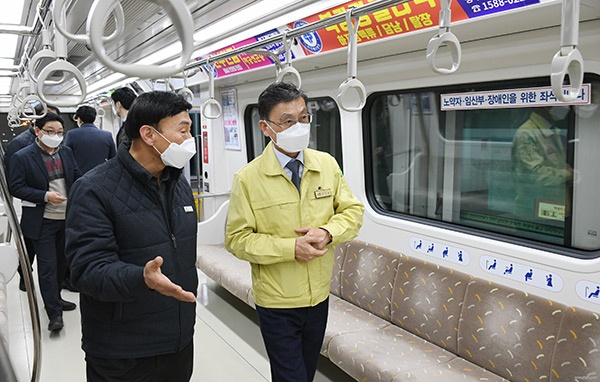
left=548, top=106, right=570, bottom=121
left=153, top=128, right=196, bottom=169
left=267, top=122, right=310, bottom=153
left=40, top=133, right=63, bottom=148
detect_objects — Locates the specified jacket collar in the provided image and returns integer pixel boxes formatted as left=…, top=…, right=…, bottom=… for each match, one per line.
left=117, top=141, right=181, bottom=186
left=261, top=141, right=320, bottom=176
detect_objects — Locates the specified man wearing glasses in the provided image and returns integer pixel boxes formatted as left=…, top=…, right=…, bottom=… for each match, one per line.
left=226, top=82, right=364, bottom=382
left=9, top=112, right=81, bottom=332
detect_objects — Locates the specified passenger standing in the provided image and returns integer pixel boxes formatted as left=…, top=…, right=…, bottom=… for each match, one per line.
left=4, top=105, right=60, bottom=292
left=225, top=82, right=364, bottom=382
left=65, top=105, right=116, bottom=174
left=512, top=107, right=573, bottom=219
left=110, top=87, right=137, bottom=148
left=66, top=91, right=198, bottom=382
left=8, top=112, right=80, bottom=332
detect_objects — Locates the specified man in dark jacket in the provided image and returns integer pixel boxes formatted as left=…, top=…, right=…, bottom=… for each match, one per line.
left=110, top=87, right=137, bottom=148
left=65, top=105, right=116, bottom=174
left=66, top=91, right=198, bottom=382
left=5, top=105, right=60, bottom=291
left=9, top=112, right=80, bottom=332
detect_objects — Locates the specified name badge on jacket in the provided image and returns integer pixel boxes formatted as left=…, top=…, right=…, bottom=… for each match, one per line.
left=184, top=206, right=194, bottom=213
left=314, top=188, right=332, bottom=199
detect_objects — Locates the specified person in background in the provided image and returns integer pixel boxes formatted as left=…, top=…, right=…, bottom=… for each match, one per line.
left=225, top=82, right=364, bottom=382
left=8, top=112, right=80, bottom=332
left=512, top=106, right=573, bottom=220
left=65, top=105, right=116, bottom=174
left=4, top=105, right=60, bottom=292
left=66, top=91, right=198, bottom=382
left=110, top=87, right=137, bottom=148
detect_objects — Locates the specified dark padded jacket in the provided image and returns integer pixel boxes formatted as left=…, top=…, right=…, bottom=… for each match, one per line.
left=65, top=143, right=198, bottom=358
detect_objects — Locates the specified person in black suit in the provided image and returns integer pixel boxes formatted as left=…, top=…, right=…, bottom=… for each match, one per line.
left=8, top=112, right=81, bottom=332
left=65, top=105, right=116, bottom=174
left=5, top=105, right=60, bottom=292
left=110, top=87, right=137, bottom=148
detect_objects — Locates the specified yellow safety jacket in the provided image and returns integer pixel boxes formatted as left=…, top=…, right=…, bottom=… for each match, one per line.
left=225, top=143, right=364, bottom=308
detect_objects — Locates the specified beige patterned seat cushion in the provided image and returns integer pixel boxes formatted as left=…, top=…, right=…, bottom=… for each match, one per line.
left=328, top=324, right=456, bottom=382
left=331, top=242, right=352, bottom=297
left=391, top=256, right=472, bottom=353
left=458, top=279, right=566, bottom=381
left=551, top=306, right=600, bottom=381
left=340, top=241, right=401, bottom=321
left=322, top=295, right=390, bottom=357
left=392, top=357, right=510, bottom=382
left=196, top=244, right=229, bottom=284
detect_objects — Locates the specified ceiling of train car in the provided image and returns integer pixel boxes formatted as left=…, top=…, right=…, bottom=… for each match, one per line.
left=2, top=0, right=599, bottom=108
left=1, top=0, right=328, bottom=104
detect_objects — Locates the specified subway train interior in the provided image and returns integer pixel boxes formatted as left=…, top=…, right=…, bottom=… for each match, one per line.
left=0, top=0, right=599, bottom=381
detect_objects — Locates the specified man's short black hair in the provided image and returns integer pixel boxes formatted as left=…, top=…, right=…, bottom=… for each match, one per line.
left=47, top=105, right=60, bottom=115
left=111, top=87, right=137, bottom=110
left=257, top=82, right=308, bottom=120
left=75, top=105, right=97, bottom=124
left=125, top=91, right=192, bottom=140
left=34, top=112, right=64, bottom=129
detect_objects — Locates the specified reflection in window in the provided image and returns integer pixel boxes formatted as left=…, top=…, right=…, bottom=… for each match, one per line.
left=367, top=79, right=600, bottom=252
left=245, top=97, right=343, bottom=168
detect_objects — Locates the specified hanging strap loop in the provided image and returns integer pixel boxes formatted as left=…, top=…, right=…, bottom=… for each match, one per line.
left=551, top=0, right=584, bottom=102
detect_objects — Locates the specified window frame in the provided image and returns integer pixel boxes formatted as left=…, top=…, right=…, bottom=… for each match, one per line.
left=362, top=75, right=600, bottom=259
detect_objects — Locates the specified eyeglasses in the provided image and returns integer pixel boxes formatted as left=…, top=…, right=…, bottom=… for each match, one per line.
left=42, top=129, right=64, bottom=137
left=266, top=114, right=312, bottom=130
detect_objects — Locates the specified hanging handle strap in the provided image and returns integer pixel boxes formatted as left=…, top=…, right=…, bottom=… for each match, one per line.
left=54, top=0, right=125, bottom=44
left=551, top=0, right=584, bottom=102
left=275, top=31, right=302, bottom=88
left=426, top=0, right=461, bottom=74
left=337, top=8, right=366, bottom=112
left=87, top=0, right=194, bottom=78
left=201, top=63, right=222, bottom=119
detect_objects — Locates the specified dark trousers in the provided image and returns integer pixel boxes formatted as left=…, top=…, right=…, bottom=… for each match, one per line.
left=32, top=218, right=67, bottom=320
left=17, top=236, right=36, bottom=281
left=256, top=298, right=329, bottom=382
left=85, top=341, right=194, bottom=382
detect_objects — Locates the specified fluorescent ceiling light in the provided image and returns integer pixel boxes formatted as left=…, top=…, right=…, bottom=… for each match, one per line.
left=0, top=0, right=25, bottom=24
left=193, top=0, right=298, bottom=44
left=192, top=0, right=346, bottom=60
left=0, top=0, right=26, bottom=95
left=0, top=77, right=12, bottom=95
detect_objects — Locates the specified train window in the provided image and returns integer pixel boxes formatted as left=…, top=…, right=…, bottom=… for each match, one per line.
left=366, top=77, right=600, bottom=253
left=244, top=97, right=343, bottom=168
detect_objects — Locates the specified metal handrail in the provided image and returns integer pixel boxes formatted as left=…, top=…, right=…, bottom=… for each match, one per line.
left=186, top=0, right=411, bottom=71
left=0, top=145, right=42, bottom=382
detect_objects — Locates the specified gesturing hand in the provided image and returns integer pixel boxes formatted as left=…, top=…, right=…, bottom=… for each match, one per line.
left=143, top=256, right=196, bottom=302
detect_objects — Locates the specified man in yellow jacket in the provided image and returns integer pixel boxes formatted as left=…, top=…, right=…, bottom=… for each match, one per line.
left=226, top=82, right=364, bottom=382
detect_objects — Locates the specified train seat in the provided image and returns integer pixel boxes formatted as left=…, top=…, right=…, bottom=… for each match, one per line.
left=196, top=240, right=600, bottom=382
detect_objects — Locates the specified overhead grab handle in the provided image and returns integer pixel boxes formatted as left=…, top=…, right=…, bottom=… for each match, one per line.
left=426, top=0, right=461, bottom=74
left=275, top=31, right=302, bottom=88
left=177, top=69, right=195, bottom=104
left=36, top=29, right=87, bottom=107
left=201, top=63, right=222, bottom=119
left=53, top=0, right=125, bottom=44
left=551, top=0, right=584, bottom=102
left=28, top=29, right=57, bottom=83
left=337, top=8, right=367, bottom=112
left=87, top=0, right=194, bottom=79
left=20, top=74, right=47, bottom=120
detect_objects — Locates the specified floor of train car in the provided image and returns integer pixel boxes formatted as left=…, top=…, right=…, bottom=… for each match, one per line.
left=7, top=269, right=355, bottom=382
